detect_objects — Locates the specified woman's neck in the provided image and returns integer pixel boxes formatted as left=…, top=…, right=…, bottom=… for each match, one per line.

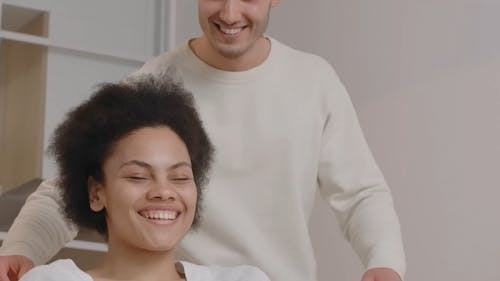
left=87, top=240, right=184, bottom=281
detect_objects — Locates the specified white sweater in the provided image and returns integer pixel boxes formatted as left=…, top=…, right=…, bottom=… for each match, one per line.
left=1, top=38, right=406, bottom=280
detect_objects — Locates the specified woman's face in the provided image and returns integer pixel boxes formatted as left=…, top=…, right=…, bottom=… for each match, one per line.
left=90, top=126, right=197, bottom=252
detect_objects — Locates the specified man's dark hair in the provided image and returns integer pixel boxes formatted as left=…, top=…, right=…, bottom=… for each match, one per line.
left=49, top=75, right=214, bottom=235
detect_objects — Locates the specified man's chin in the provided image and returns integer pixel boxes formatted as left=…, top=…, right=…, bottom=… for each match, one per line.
left=211, top=42, right=248, bottom=59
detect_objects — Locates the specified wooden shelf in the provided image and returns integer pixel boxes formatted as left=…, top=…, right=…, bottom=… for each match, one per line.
left=0, top=9, right=48, bottom=190
left=0, top=30, right=147, bottom=64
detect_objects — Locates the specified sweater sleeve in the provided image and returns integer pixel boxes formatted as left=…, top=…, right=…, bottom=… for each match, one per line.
left=0, top=178, right=78, bottom=265
left=316, top=63, right=406, bottom=278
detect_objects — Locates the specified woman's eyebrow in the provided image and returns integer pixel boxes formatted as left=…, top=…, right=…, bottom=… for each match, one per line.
left=167, top=162, right=192, bottom=171
left=119, top=160, right=191, bottom=170
left=119, top=160, right=151, bottom=169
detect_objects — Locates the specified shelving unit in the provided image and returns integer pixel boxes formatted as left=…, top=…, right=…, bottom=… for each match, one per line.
left=0, top=0, right=177, bottom=266
left=0, top=4, right=48, bottom=191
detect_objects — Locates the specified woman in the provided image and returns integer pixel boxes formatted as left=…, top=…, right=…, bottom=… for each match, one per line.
left=20, top=76, right=270, bottom=281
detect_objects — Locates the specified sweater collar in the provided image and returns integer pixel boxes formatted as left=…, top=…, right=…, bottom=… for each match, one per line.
left=181, top=36, right=278, bottom=83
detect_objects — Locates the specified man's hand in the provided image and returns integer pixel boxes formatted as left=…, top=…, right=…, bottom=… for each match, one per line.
left=361, top=267, right=402, bottom=281
left=0, top=255, right=34, bottom=281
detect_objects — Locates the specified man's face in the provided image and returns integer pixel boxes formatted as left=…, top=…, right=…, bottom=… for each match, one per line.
left=198, top=0, right=280, bottom=58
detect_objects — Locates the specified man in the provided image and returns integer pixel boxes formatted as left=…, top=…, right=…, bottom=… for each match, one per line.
left=0, top=1, right=406, bottom=280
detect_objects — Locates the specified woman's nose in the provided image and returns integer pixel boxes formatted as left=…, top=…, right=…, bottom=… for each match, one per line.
left=146, top=180, right=177, bottom=201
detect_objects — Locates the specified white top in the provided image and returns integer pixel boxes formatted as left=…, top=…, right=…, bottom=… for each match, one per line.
left=20, top=259, right=270, bottom=281
left=0, top=38, right=406, bottom=281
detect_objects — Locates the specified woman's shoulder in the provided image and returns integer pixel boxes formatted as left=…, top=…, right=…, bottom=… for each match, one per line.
left=177, top=261, right=271, bottom=281
left=21, top=259, right=91, bottom=281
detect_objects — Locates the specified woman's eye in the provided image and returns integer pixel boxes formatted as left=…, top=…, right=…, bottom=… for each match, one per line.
left=126, top=176, right=148, bottom=181
left=172, top=177, right=192, bottom=182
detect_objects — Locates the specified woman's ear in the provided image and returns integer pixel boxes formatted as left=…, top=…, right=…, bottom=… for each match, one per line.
left=88, top=177, right=105, bottom=212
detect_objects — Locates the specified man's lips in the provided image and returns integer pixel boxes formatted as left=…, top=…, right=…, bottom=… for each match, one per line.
left=220, top=26, right=243, bottom=35
left=214, top=21, right=247, bottom=36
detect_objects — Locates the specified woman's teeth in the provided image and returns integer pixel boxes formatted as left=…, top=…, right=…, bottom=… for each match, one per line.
left=140, top=211, right=177, bottom=220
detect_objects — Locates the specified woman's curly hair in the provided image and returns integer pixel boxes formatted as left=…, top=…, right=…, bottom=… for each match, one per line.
left=49, top=74, right=214, bottom=235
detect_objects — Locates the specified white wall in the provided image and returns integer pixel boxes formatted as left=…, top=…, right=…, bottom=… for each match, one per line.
left=174, top=1, right=500, bottom=280
left=269, top=1, right=500, bottom=280
left=3, top=0, right=157, bottom=56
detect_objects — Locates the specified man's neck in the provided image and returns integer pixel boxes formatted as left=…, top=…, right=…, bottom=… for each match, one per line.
left=189, top=36, right=271, bottom=72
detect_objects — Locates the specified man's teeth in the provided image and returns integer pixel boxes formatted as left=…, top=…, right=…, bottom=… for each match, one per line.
left=220, top=27, right=242, bottom=35
left=141, top=211, right=177, bottom=220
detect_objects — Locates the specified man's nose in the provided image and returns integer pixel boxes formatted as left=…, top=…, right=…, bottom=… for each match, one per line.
left=219, top=0, right=240, bottom=25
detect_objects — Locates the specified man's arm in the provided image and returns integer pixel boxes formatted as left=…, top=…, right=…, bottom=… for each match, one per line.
left=0, top=178, right=78, bottom=265
left=317, top=64, right=406, bottom=279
